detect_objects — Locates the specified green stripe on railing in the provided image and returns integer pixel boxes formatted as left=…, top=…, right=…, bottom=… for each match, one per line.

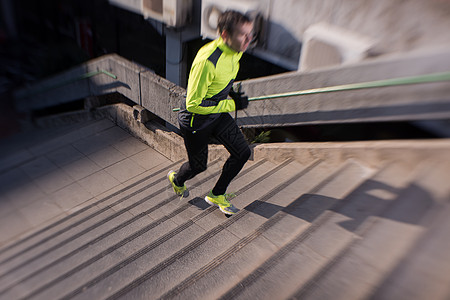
left=248, top=71, right=450, bottom=101
left=172, top=71, right=450, bottom=112
left=81, top=70, right=117, bottom=80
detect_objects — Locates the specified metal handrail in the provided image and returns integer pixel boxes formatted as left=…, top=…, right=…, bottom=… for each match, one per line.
left=15, top=70, right=117, bottom=99
left=172, top=71, right=450, bottom=112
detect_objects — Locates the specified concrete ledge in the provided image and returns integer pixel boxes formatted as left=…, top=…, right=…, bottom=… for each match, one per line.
left=14, top=65, right=91, bottom=112
left=31, top=103, right=450, bottom=168
left=14, top=49, right=450, bottom=132
left=102, top=104, right=234, bottom=163
left=139, top=70, right=185, bottom=126
left=238, top=46, right=450, bottom=127
left=252, top=140, right=450, bottom=167
left=100, top=104, right=450, bottom=168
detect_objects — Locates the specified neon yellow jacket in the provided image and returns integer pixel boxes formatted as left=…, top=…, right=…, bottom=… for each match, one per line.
left=178, top=37, right=243, bottom=130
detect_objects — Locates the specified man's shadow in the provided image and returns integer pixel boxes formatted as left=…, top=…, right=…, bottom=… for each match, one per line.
left=188, top=197, right=210, bottom=210
left=185, top=174, right=435, bottom=232
left=241, top=178, right=435, bottom=233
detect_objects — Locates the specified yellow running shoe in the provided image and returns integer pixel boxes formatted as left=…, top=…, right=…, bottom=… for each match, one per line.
left=167, top=171, right=189, bottom=198
left=204, top=191, right=239, bottom=215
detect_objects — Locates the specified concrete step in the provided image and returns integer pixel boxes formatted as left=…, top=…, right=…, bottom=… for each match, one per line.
left=0, top=156, right=179, bottom=269
left=0, top=158, right=184, bottom=297
left=176, top=159, right=374, bottom=300
left=102, top=159, right=374, bottom=299
left=292, top=160, right=450, bottom=300
left=157, top=159, right=375, bottom=300
left=0, top=158, right=283, bottom=299
left=0, top=156, right=177, bottom=263
left=1, top=117, right=449, bottom=300
left=0, top=157, right=229, bottom=299
left=48, top=159, right=303, bottom=300
left=369, top=201, right=450, bottom=300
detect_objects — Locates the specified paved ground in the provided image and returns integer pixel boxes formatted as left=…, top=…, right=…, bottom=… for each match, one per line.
left=0, top=118, right=168, bottom=246
left=1, top=117, right=450, bottom=300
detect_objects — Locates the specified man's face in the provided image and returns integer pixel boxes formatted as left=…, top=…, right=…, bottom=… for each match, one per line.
left=223, top=21, right=254, bottom=53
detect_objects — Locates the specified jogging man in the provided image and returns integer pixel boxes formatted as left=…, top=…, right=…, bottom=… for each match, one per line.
left=168, top=10, right=253, bottom=215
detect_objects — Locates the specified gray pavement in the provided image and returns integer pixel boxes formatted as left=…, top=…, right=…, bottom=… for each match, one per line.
left=0, top=118, right=168, bottom=246
left=0, top=116, right=450, bottom=300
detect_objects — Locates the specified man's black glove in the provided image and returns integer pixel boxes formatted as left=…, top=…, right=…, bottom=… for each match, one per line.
left=229, top=85, right=248, bottom=110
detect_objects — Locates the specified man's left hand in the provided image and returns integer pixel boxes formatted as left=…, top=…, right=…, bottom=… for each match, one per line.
left=229, top=86, right=248, bottom=110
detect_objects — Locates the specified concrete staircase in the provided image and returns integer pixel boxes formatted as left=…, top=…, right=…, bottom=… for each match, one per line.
left=1, top=118, right=449, bottom=300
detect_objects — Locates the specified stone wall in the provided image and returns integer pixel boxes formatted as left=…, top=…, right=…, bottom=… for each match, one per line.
left=265, top=0, right=450, bottom=64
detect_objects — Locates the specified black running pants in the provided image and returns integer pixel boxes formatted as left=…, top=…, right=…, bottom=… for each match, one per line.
left=175, top=113, right=251, bottom=196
